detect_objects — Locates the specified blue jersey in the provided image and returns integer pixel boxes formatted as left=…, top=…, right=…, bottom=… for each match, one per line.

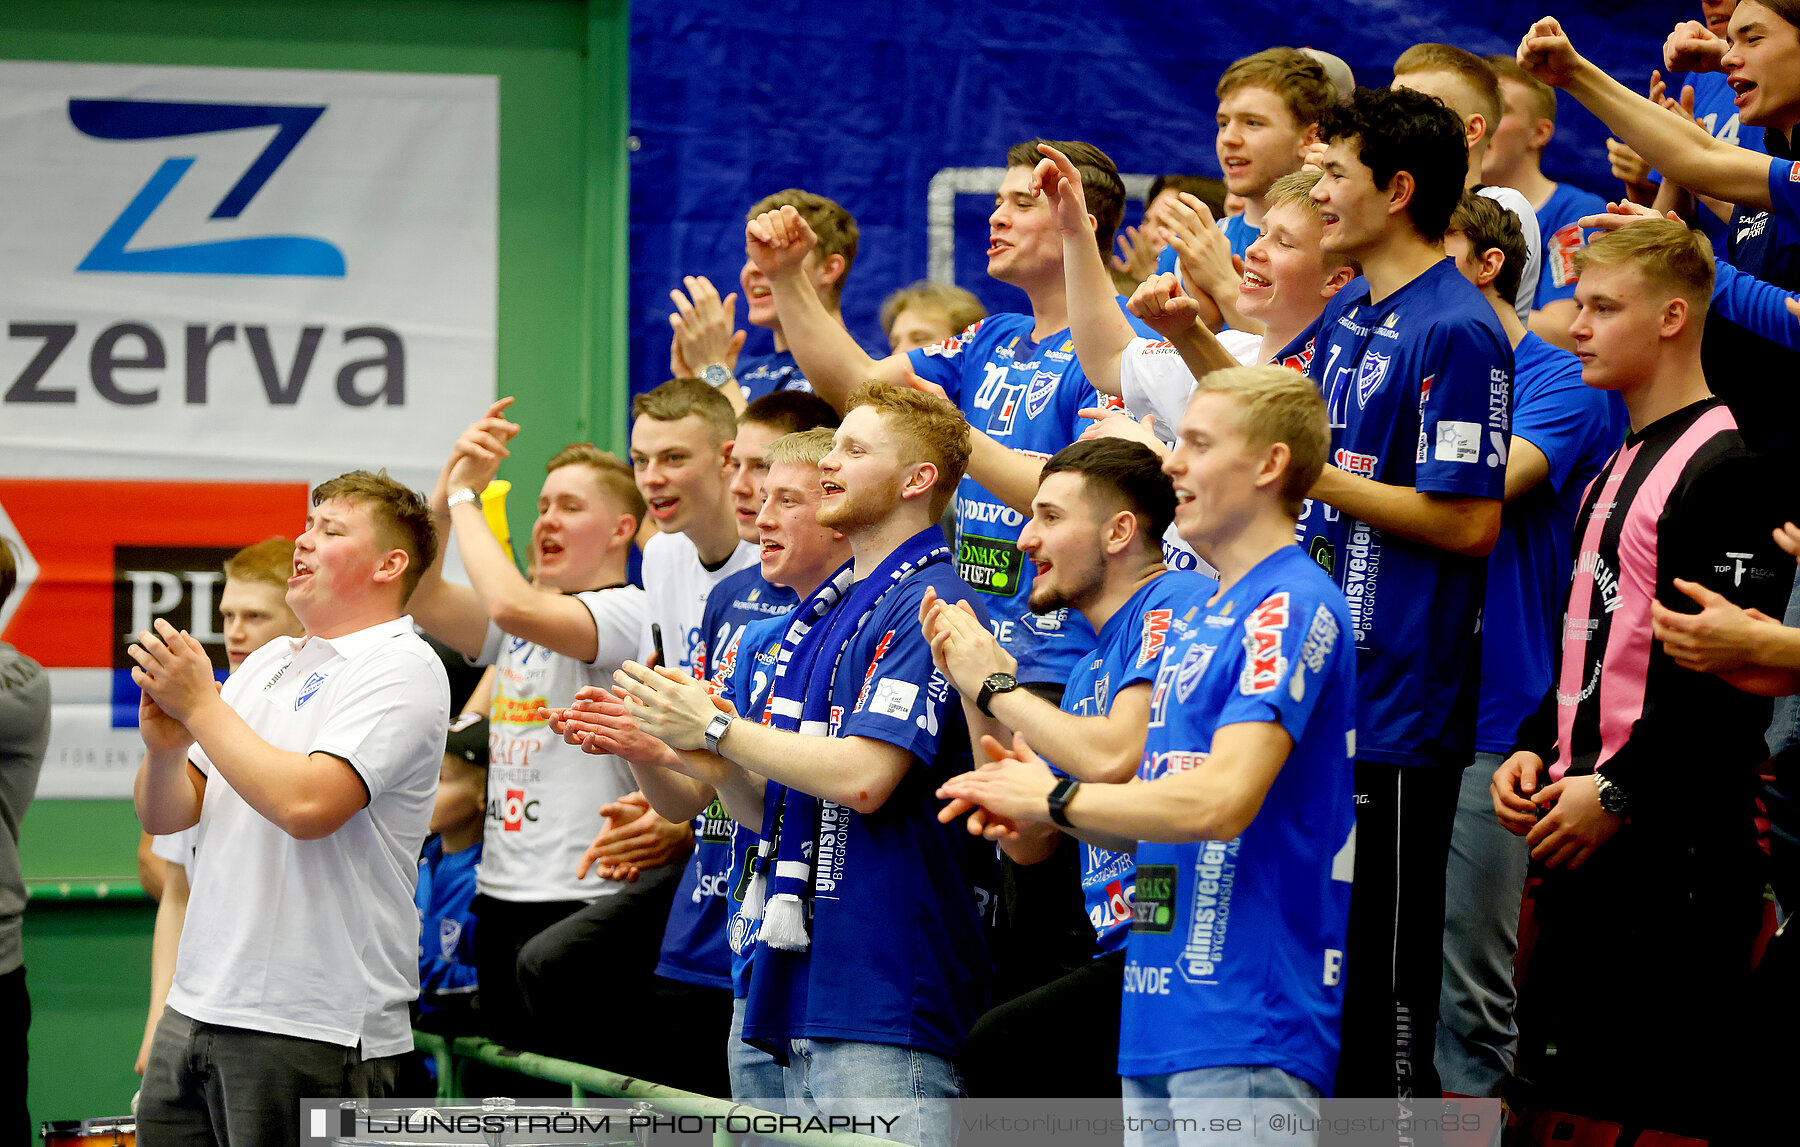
left=692, top=565, right=797, bottom=688
left=742, top=559, right=993, bottom=1060
left=1534, top=183, right=1609, bottom=309
left=657, top=572, right=796, bottom=990
left=720, top=613, right=789, bottom=996
left=735, top=349, right=811, bottom=404
left=1302, top=259, right=1511, bottom=767
left=1056, top=571, right=1215, bottom=954
left=1705, top=145, right=1800, bottom=460
left=1119, top=545, right=1356, bottom=1092
left=911, top=312, right=1152, bottom=683
left=1477, top=335, right=1626, bottom=753
left=416, top=836, right=481, bottom=1016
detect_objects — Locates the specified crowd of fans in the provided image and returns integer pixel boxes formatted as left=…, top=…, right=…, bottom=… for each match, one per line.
left=5, top=5, right=1799, bottom=1146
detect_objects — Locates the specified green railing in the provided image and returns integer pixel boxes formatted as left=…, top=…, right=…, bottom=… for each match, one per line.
left=413, top=1033, right=895, bottom=1147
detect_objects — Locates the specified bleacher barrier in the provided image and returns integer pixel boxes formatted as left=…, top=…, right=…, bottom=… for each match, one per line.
left=412, top=1032, right=897, bottom=1147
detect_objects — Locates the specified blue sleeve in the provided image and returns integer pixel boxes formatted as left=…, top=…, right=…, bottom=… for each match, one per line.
left=1512, top=359, right=1614, bottom=494
left=1214, top=590, right=1344, bottom=741
left=908, top=319, right=996, bottom=405
left=1769, top=154, right=1800, bottom=230
left=1712, top=255, right=1800, bottom=351
left=1413, top=321, right=1510, bottom=498
left=838, top=587, right=987, bottom=759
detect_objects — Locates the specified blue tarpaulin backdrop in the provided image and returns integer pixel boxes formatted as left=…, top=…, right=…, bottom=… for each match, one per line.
left=627, top=0, right=1687, bottom=393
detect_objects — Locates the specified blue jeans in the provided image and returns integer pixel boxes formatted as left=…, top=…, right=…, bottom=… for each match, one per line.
left=1122, top=1067, right=1320, bottom=1147
left=728, top=995, right=787, bottom=1106
left=784, top=1037, right=960, bottom=1147
left=1436, top=752, right=1528, bottom=1106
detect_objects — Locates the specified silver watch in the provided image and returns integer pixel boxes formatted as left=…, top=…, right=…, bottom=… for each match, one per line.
left=704, top=712, right=733, bottom=754
left=446, top=487, right=480, bottom=511
left=700, top=363, right=734, bottom=389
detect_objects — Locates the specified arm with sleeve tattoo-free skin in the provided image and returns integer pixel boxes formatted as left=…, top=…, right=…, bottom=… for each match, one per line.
left=1309, top=466, right=1502, bottom=557
left=131, top=619, right=368, bottom=840
left=409, top=397, right=606, bottom=662
left=937, top=722, right=1293, bottom=848
left=921, top=589, right=1149, bottom=783
left=1518, top=17, right=1776, bottom=211
left=613, top=660, right=912, bottom=816
left=748, top=208, right=912, bottom=411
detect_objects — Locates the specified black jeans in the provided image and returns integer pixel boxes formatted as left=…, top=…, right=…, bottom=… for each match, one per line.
left=1, top=966, right=27, bottom=1147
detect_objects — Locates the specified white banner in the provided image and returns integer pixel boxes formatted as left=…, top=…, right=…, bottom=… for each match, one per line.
left=0, top=60, right=497, bottom=482
left=0, top=62, right=497, bottom=798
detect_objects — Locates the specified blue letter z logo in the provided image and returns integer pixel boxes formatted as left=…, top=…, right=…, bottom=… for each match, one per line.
left=70, top=99, right=345, bottom=277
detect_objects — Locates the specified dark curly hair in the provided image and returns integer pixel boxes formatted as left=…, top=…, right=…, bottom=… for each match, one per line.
left=1318, top=86, right=1469, bottom=242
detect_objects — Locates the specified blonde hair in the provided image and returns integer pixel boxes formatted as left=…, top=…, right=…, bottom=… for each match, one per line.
left=222, top=537, right=296, bottom=589
left=1394, top=44, right=1503, bottom=140
left=547, top=443, right=646, bottom=525
left=1263, top=169, right=1356, bottom=272
left=1190, top=366, right=1329, bottom=516
left=1575, top=220, right=1715, bottom=319
left=763, top=427, right=837, bottom=468
left=878, top=281, right=988, bottom=344
left=631, top=377, right=737, bottom=447
left=843, top=381, right=971, bottom=519
left=310, top=470, right=437, bottom=598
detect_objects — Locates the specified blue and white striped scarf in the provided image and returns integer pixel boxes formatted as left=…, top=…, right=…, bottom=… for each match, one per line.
left=734, top=527, right=950, bottom=952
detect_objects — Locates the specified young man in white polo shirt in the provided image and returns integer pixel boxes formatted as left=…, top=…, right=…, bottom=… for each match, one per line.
left=132, top=471, right=450, bottom=1147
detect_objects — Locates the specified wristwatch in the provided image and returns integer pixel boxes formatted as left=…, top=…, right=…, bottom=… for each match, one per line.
left=1046, top=777, right=1081, bottom=828
left=976, top=672, right=1019, bottom=717
left=446, top=487, right=480, bottom=511
left=1593, top=772, right=1629, bottom=816
left=704, top=712, right=734, bottom=754
left=700, top=363, right=734, bottom=390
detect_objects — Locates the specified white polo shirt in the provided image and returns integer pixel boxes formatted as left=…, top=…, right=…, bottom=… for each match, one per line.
left=167, top=616, right=449, bottom=1058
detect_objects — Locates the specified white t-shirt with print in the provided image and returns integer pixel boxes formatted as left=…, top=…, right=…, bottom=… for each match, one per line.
left=1118, top=331, right=1262, bottom=446
left=168, top=617, right=449, bottom=1058
left=475, top=585, right=646, bottom=903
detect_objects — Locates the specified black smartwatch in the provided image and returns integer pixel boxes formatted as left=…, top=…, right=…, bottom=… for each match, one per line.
left=976, top=672, right=1019, bottom=717
left=1046, top=777, right=1081, bottom=828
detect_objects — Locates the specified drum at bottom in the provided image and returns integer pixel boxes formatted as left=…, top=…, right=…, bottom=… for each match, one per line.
left=40, top=1117, right=136, bottom=1145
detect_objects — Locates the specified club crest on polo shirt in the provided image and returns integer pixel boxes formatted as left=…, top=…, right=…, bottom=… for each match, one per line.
left=295, top=671, right=327, bottom=710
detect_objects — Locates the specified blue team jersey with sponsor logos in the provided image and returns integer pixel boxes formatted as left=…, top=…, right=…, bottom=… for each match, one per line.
left=1658, top=72, right=1766, bottom=248
left=1118, top=545, right=1356, bottom=1091
left=909, top=310, right=1153, bottom=683
left=1056, top=571, right=1215, bottom=954
left=720, top=613, right=790, bottom=996
left=734, top=349, right=811, bottom=404
left=1477, top=335, right=1626, bottom=753
left=741, top=558, right=993, bottom=1059
left=656, top=569, right=797, bottom=990
left=1534, top=183, right=1609, bottom=309
left=1301, top=260, right=1511, bottom=767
